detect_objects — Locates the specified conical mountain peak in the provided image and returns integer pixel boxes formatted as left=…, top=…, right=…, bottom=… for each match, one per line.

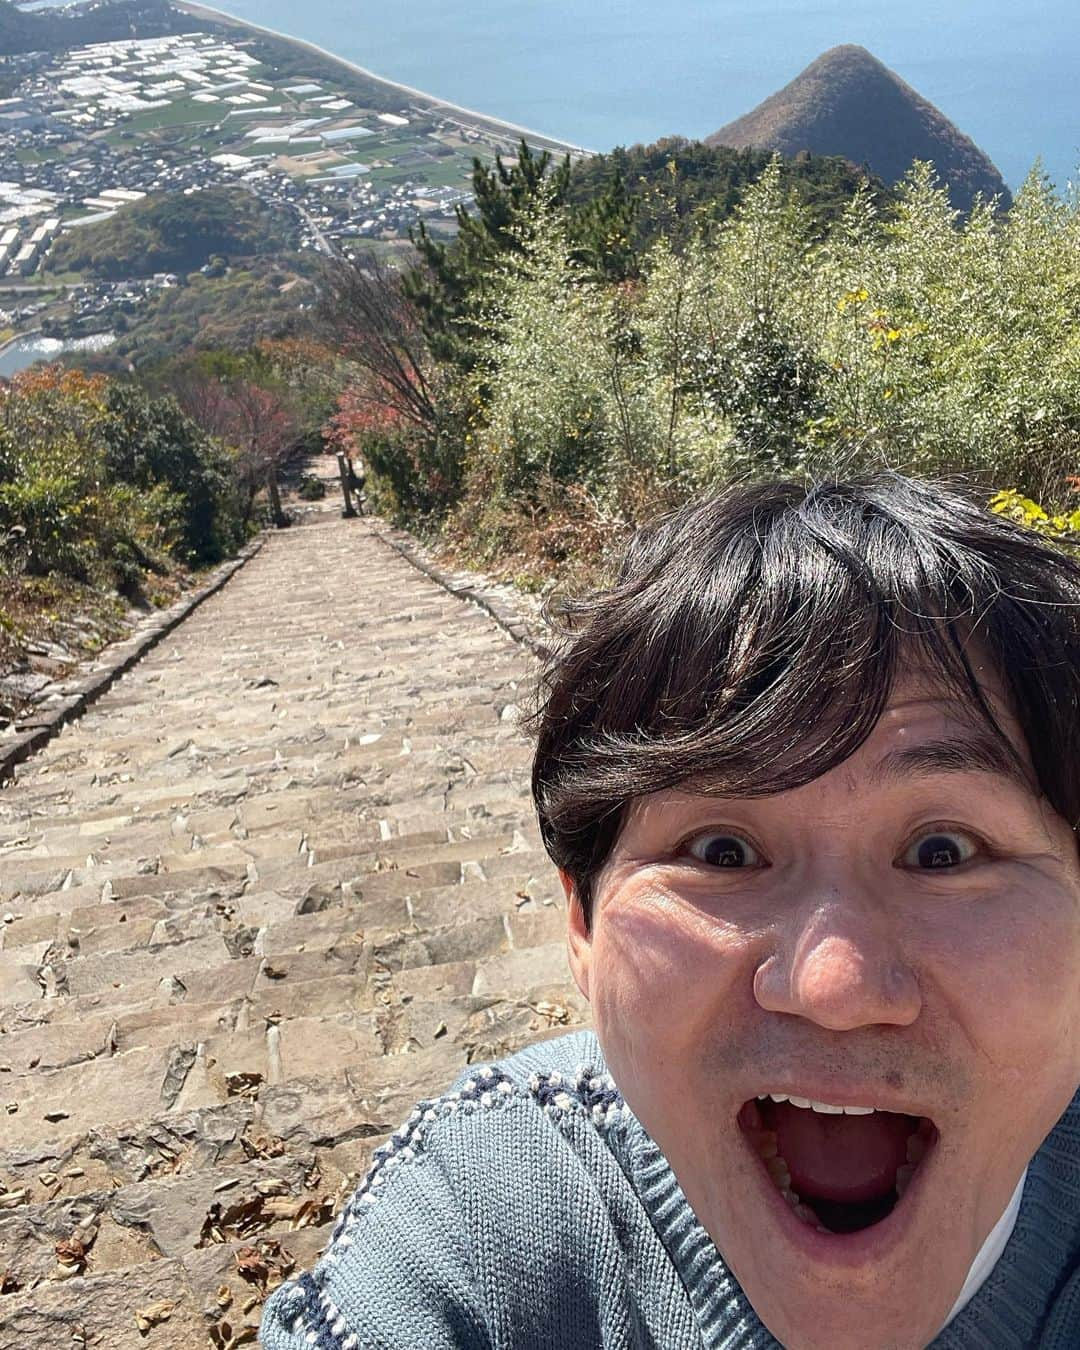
left=706, top=46, right=1010, bottom=210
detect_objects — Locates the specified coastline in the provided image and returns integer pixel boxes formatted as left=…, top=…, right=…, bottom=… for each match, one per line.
left=173, top=1, right=596, bottom=158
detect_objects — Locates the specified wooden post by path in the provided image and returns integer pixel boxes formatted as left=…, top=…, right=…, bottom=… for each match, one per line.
left=336, top=451, right=357, bottom=517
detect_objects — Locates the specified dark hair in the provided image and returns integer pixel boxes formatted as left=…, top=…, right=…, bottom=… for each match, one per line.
left=531, top=474, right=1080, bottom=924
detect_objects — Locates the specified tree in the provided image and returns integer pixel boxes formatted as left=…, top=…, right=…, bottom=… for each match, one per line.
left=100, top=381, right=241, bottom=562
left=226, top=380, right=297, bottom=529
left=168, top=352, right=300, bottom=529
left=403, top=140, right=572, bottom=372
left=315, top=253, right=437, bottom=432
left=0, top=366, right=186, bottom=588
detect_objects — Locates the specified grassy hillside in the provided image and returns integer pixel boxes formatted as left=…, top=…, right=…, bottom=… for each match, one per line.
left=47, top=187, right=301, bottom=280
left=707, top=45, right=1010, bottom=212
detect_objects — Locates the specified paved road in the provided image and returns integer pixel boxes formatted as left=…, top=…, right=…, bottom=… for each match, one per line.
left=0, top=497, right=583, bottom=1346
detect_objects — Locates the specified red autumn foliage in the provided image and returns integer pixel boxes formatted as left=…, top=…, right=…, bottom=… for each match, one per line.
left=322, top=382, right=406, bottom=456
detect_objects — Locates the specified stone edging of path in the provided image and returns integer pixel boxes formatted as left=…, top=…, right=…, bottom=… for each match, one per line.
left=376, top=526, right=556, bottom=663
left=0, top=537, right=264, bottom=785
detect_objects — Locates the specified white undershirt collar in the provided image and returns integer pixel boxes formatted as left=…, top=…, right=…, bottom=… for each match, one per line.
left=941, top=1168, right=1027, bottom=1328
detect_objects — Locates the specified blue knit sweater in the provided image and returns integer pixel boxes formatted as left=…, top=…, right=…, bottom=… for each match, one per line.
left=260, top=1031, right=1080, bottom=1349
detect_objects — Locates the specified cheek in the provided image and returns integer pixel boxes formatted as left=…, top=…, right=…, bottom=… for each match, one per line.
left=923, top=885, right=1080, bottom=1082
left=589, top=885, right=754, bottom=1077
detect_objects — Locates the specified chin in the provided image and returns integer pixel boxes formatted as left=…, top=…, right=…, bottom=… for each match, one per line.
left=678, top=1091, right=979, bottom=1350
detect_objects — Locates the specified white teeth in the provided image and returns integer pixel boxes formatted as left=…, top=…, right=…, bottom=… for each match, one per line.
left=759, top=1093, right=877, bottom=1116
left=767, top=1157, right=792, bottom=1188
left=779, top=1187, right=820, bottom=1228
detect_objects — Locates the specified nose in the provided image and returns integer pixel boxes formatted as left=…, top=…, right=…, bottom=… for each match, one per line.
left=753, top=902, right=922, bottom=1030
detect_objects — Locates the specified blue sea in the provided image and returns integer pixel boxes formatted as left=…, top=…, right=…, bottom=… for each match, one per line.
left=31, top=0, right=1080, bottom=191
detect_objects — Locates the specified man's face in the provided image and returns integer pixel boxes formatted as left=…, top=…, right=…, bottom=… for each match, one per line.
left=566, top=670, right=1080, bottom=1350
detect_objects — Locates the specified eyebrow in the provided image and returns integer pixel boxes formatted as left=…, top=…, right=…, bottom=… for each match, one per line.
left=867, top=731, right=1034, bottom=793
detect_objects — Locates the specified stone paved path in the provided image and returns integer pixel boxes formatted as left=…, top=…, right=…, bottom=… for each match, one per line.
left=0, top=495, right=585, bottom=1347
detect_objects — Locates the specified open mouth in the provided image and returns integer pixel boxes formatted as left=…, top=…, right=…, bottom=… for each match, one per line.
left=738, top=1094, right=939, bottom=1235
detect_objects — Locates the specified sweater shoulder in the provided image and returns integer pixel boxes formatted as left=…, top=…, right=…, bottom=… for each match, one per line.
left=335, top=1032, right=622, bottom=1232
left=448, top=1031, right=607, bottom=1096
left=261, top=1035, right=633, bottom=1348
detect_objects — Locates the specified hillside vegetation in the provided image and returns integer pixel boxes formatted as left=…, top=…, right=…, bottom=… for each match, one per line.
left=47, top=188, right=301, bottom=281
left=104, top=265, right=315, bottom=370
left=0, top=340, right=350, bottom=677
left=0, top=0, right=202, bottom=55
left=707, top=45, right=1010, bottom=213
left=569, top=138, right=896, bottom=246
left=11, top=136, right=1080, bottom=680
left=322, top=145, right=1080, bottom=589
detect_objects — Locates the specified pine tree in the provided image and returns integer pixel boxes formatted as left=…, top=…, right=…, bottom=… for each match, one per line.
left=403, top=141, right=570, bottom=372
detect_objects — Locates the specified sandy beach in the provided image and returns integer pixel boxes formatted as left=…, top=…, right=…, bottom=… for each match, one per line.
left=174, top=0, right=595, bottom=157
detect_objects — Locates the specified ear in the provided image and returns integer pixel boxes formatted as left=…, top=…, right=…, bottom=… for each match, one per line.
left=561, top=868, right=592, bottom=1002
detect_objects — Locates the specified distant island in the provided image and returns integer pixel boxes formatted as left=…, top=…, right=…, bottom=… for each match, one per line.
left=707, top=44, right=1011, bottom=212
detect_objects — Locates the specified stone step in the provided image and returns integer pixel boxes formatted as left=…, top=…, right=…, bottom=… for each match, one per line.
left=1, top=912, right=573, bottom=1134
left=0, top=877, right=563, bottom=1045
left=0, top=775, right=535, bottom=902
left=0, top=972, right=586, bottom=1208
left=1, top=504, right=571, bottom=1347
left=0, top=1220, right=333, bottom=1349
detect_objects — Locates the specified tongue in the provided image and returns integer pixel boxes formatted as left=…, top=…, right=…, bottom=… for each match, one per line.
left=774, top=1103, right=915, bottom=1204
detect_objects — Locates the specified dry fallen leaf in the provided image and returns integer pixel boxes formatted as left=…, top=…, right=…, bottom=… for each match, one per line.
left=209, top=1319, right=259, bottom=1350
left=531, top=1001, right=572, bottom=1026
left=235, top=1246, right=269, bottom=1286
left=240, top=1133, right=285, bottom=1161
left=54, top=1237, right=87, bottom=1271
left=224, top=1071, right=263, bottom=1100
left=135, top=1298, right=176, bottom=1334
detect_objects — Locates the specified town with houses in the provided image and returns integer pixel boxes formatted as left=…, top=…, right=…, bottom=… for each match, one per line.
left=0, top=21, right=575, bottom=363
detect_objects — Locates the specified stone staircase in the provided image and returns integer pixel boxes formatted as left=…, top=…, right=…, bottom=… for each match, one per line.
left=0, top=491, right=584, bottom=1347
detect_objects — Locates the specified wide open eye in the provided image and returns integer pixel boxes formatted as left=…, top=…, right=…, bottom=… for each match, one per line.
left=685, top=831, right=761, bottom=868
left=901, top=828, right=979, bottom=870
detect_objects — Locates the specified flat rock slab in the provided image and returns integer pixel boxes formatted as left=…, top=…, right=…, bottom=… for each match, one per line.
left=0, top=504, right=582, bottom=1346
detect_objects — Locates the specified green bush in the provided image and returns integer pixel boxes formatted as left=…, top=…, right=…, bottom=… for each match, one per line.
left=453, top=157, right=1080, bottom=544
left=101, top=381, right=245, bottom=564
left=363, top=424, right=466, bottom=527
left=297, top=474, right=327, bottom=501
left=0, top=366, right=246, bottom=600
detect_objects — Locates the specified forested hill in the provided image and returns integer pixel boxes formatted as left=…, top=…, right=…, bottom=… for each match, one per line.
left=707, top=45, right=1010, bottom=212
left=569, top=138, right=894, bottom=246
left=0, top=0, right=203, bottom=55
left=46, top=186, right=300, bottom=280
